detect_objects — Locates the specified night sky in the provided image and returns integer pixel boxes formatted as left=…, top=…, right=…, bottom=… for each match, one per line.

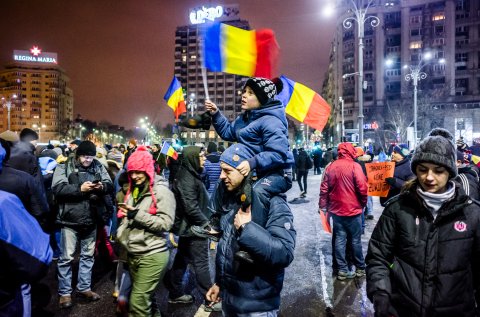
left=0, top=0, right=336, bottom=129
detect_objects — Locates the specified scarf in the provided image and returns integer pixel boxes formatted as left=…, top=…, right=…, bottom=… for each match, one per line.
left=416, top=181, right=455, bottom=220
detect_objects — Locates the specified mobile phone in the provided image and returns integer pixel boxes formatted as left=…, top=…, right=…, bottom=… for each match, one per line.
left=92, top=180, right=100, bottom=184
left=117, top=203, right=127, bottom=208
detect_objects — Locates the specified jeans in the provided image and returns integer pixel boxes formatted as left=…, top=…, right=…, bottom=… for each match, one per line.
left=331, top=214, right=365, bottom=272
left=57, top=226, right=97, bottom=296
left=297, top=170, right=308, bottom=193
left=128, top=251, right=169, bottom=317
left=168, top=237, right=212, bottom=299
left=223, top=309, right=279, bottom=317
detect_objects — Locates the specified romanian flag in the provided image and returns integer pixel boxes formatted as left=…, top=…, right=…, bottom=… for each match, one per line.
left=471, top=155, right=480, bottom=167
left=202, top=23, right=279, bottom=78
left=277, top=75, right=331, bottom=132
left=163, top=76, right=187, bottom=120
left=161, top=141, right=178, bottom=160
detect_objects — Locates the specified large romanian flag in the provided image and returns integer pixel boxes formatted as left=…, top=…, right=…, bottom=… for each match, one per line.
left=202, top=23, right=279, bottom=78
left=164, top=76, right=187, bottom=120
left=277, top=75, right=331, bottom=132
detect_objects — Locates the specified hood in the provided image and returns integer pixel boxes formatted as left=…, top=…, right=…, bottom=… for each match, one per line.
left=182, top=146, right=202, bottom=174
left=247, top=99, right=288, bottom=130
left=337, top=142, right=357, bottom=160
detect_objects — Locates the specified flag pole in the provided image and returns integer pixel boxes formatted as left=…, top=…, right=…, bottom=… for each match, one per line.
left=198, top=37, right=210, bottom=101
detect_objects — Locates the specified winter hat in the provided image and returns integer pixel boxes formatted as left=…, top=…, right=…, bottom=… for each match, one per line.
left=220, top=144, right=255, bottom=169
left=70, top=139, right=82, bottom=146
left=0, top=130, right=19, bottom=143
left=126, top=146, right=157, bottom=215
left=354, top=146, right=364, bottom=157
left=411, top=128, right=457, bottom=178
left=19, top=128, right=39, bottom=142
left=244, top=77, right=282, bottom=105
left=39, top=149, right=58, bottom=160
left=107, top=148, right=124, bottom=164
left=207, top=142, right=217, bottom=154
left=393, top=144, right=410, bottom=158
left=76, top=140, right=97, bottom=157
left=53, top=147, right=63, bottom=157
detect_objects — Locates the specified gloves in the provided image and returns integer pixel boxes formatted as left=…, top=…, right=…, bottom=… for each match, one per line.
left=385, top=177, right=396, bottom=186
left=127, top=209, right=139, bottom=220
left=373, top=292, right=391, bottom=317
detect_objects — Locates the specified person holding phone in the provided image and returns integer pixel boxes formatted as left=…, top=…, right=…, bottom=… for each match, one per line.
left=116, top=146, right=175, bottom=317
left=52, top=141, right=113, bottom=309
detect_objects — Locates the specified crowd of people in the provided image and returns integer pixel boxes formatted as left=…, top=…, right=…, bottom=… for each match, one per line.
left=1, top=77, right=480, bottom=317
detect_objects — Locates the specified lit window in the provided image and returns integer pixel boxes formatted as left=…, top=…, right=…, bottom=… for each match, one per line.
left=432, top=13, right=445, bottom=21
left=409, top=41, right=422, bottom=49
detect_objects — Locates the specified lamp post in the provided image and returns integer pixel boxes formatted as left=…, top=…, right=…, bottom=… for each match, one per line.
left=342, top=0, right=380, bottom=145
left=188, top=93, right=197, bottom=117
left=1, top=94, right=18, bottom=130
left=32, top=124, right=46, bottom=142
left=339, top=96, right=345, bottom=139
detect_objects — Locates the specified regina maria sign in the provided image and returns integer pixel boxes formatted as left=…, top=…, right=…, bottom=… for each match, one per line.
left=13, top=46, right=58, bottom=64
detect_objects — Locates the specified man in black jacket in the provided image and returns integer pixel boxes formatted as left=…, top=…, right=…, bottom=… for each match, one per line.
left=52, top=141, right=113, bottom=309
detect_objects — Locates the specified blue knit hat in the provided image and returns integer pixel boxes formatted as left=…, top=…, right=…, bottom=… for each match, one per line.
left=220, top=144, right=255, bottom=168
left=393, top=143, right=410, bottom=158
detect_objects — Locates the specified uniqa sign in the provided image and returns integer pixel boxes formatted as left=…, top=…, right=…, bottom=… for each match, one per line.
left=13, top=46, right=58, bottom=64
left=189, top=4, right=239, bottom=24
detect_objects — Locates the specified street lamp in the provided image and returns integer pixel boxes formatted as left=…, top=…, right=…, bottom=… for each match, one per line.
left=188, top=93, right=197, bottom=117
left=1, top=94, right=18, bottom=130
left=403, top=53, right=445, bottom=148
left=338, top=96, right=345, bottom=139
left=341, top=0, right=380, bottom=145
left=32, top=124, right=46, bottom=142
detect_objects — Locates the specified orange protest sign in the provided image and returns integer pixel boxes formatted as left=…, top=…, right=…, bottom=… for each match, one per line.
left=319, top=211, right=332, bottom=234
left=365, top=162, right=395, bottom=197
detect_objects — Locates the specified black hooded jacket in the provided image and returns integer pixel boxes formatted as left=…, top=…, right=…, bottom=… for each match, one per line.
left=366, top=182, right=480, bottom=317
left=171, top=146, right=210, bottom=236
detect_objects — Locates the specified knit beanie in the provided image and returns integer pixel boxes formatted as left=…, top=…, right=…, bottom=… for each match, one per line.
left=107, top=148, right=124, bottom=164
left=244, top=77, right=282, bottom=106
left=393, top=143, right=410, bottom=158
left=0, top=130, right=19, bottom=143
left=70, top=139, right=82, bottom=146
left=126, top=146, right=157, bottom=215
left=76, top=141, right=97, bottom=157
left=19, top=128, right=39, bottom=142
left=411, top=128, right=457, bottom=178
left=220, top=144, right=255, bottom=169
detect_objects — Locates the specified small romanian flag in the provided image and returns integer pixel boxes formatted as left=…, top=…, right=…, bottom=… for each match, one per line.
left=277, top=75, right=331, bottom=132
left=202, top=23, right=279, bottom=78
left=471, top=155, right=480, bottom=167
left=163, top=76, right=187, bottom=120
left=161, top=141, right=178, bottom=160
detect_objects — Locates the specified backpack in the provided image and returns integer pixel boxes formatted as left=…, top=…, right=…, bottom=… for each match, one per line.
left=306, top=155, right=313, bottom=169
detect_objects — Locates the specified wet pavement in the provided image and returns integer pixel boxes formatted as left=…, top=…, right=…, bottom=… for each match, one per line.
left=34, top=173, right=381, bottom=316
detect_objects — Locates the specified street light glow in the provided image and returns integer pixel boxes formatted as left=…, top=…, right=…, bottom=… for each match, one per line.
left=322, top=3, right=335, bottom=18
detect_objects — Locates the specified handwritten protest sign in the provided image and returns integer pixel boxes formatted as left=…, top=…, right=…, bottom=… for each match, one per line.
left=365, top=162, right=395, bottom=197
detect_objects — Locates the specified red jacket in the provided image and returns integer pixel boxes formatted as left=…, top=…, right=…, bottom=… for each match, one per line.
left=319, top=143, right=368, bottom=216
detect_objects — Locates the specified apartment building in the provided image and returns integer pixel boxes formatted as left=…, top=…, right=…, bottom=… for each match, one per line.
left=332, top=0, right=480, bottom=145
left=0, top=46, right=73, bottom=142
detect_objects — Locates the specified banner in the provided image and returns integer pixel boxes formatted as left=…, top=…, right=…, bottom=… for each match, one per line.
left=365, top=162, right=395, bottom=197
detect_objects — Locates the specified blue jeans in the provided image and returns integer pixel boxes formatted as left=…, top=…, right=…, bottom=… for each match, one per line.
left=223, top=309, right=278, bottom=317
left=57, top=226, right=96, bottom=296
left=331, top=214, right=365, bottom=272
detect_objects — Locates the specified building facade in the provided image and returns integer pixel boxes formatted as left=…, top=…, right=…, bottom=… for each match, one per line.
left=0, top=46, right=73, bottom=142
left=331, top=0, right=480, bottom=147
left=174, top=5, right=252, bottom=145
